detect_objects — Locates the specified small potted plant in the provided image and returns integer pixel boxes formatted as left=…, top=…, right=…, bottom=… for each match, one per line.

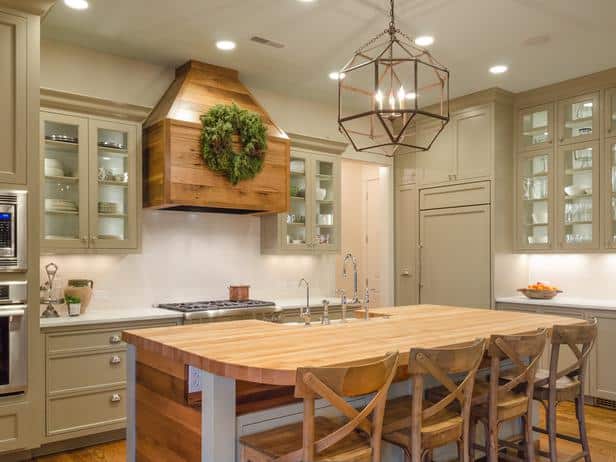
left=65, top=295, right=81, bottom=317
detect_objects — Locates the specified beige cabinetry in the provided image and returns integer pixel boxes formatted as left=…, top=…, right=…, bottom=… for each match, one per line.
left=42, top=319, right=178, bottom=442
left=557, top=93, right=599, bottom=146
left=40, top=110, right=140, bottom=253
left=261, top=134, right=345, bottom=254
left=518, top=104, right=554, bottom=152
left=496, top=302, right=616, bottom=401
left=394, top=185, right=418, bottom=305
left=0, top=10, right=27, bottom=184
left=416, top=105, right=491, bottom=186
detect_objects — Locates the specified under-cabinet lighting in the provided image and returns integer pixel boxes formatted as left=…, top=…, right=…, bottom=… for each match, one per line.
left=64, top=0, right=89, bottom=9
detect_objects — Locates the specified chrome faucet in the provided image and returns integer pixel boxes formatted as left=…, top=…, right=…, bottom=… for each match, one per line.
left=321, top=299, right=330, bottom=325
left=298, top=278, right=311, bottom=326
left=363, top=278, right=370, bottom=320
left=342, top=252, right=359, bottom=303
left=336, top=288, right=347, bottom=322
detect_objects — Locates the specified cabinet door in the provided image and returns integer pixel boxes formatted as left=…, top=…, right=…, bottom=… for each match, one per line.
left=88, top=119, right=138, bottom=249
left=605, top=87, right=616, bottom=138
left=415, top=120, right=454, bottom=185
left=557, top=92, right=599, bottom=146
left=454, top=106, right=492, bottom=180
left=604, top=139, right=616, bottom=249
left=556, top=142, right=600, bottom=250
left=311, top=154, right=340, bottom=252
left=41, top=112, right=90, bottom=249
left=518, top=104, right=554, bottom=152
left=419, top=204, right=491, bottom=308
left=283, top=151, right=312, bottom=252
left=395, top=185, right=418, bottom=305
left=0, top=12, right=26, bottom=185
left=589, top=311, right=616, bottom=401
left=516, top=151, right=554, bottom=250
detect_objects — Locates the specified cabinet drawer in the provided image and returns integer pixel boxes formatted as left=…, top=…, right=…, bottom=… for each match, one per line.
left=47, top=387, right=126, bottom=435
left=420, top=181, right=490, bottom=210
left=48, top=351, right=126, bottom=393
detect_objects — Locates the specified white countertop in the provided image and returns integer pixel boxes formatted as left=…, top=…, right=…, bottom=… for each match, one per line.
left=496, top=295, right=616, bottom=312
left=39, top=305, right=184, bottom=329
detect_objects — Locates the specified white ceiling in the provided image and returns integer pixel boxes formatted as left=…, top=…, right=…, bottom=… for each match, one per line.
left=42, top=0, right=616, bottom=104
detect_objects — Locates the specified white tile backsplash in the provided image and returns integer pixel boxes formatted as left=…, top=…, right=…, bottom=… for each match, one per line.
left=41, top=210, right=336, bottom=309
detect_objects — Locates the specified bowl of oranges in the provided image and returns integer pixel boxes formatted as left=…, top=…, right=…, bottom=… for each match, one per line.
left=518, top=282, right=562, bottom=300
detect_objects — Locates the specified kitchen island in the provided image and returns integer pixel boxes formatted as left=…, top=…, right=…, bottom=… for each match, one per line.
left=122, top=305, right=583, bottom=462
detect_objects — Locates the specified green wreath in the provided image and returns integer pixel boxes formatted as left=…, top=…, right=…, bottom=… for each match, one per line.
left=199, top=103, right=268, bottom=185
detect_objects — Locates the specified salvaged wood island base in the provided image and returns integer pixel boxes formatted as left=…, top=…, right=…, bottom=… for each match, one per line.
left=122, top=305, right=583, bottom=462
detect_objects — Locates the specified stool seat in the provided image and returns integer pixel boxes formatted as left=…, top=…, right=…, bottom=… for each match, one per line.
left=382, top=396, right=463, bottom=450
left=470, top=380, right=529, bottom=421
left=240, top=416, right=372, bottom=462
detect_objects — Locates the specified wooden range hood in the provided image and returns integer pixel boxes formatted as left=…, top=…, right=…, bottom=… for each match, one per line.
left=143, top=60, right=290, bottom=214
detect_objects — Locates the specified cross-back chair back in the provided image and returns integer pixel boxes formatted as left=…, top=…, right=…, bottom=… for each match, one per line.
left=291, top=351, right=399, bottom=462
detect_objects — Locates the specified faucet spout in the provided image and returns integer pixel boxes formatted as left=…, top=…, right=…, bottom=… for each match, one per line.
left=298, top=278, right=311, bottom=326
left=343, top=253, right=359, bottom=303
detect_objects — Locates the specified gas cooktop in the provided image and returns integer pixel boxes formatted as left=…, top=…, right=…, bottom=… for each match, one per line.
left=157, top=299, right=276, bottom=313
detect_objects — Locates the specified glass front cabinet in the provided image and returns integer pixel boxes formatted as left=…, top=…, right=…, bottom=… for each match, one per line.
left=261, top=147, right=341, bottom=254
left=41, top=110, right=140, bottom=253
left=518, top=104, right=554, bottom=151
left=605, top=139, right=616, bottom=249
left=557, top=92, right=600, bottom=146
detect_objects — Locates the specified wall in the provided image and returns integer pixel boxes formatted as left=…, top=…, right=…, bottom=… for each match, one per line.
left=39, top=39, right=392, bottom=305
left=526, top=254, right=616, bottom=300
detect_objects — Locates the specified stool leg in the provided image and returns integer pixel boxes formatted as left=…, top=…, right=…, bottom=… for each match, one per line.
left=547, top=396, right=558, bottom=462
left=524, top=412, right=536, bottom=462
left=575, top=394, right=592, bottom=462
left=487, top=419, right=499, bottom=462
left=469, top=418, right=477, bottom=462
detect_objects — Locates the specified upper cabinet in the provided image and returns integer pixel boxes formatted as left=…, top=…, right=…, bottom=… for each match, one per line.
left=518, top=104, right=554, bottom=151
left=557, top=92, right=600, bottom=145
left=41, top=109, right=141, bottom=254
left=0, top=11, right=26, bottom=184
left=261, top=134, right=345, bottom=254
left=416, top=105, right=492, bottom=186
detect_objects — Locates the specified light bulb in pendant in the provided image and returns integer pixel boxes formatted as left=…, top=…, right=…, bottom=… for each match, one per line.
left=375, top=90, right=384, bottom=111
left=389, top=92, right=396, bottom=110
left=397, top=86, right=406, bottom=110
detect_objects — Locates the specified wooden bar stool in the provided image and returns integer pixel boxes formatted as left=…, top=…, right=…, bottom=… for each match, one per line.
left=469, top=329, right=548, bottom=462
left=381, top=338, right=487, bottom=462
left=531, top=319, right=597, bottom=462
left=239, top=351, right=399, bottom=462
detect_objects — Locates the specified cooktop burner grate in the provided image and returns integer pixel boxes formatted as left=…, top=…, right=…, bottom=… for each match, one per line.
left=157, top=300, right=276, bottom=313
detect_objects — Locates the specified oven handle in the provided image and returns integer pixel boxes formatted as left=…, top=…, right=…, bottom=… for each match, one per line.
left=0, top=305, right=25, bottom=317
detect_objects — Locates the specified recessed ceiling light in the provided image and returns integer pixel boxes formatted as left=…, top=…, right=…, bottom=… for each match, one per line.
left=64, top=0, right=89, bottom=9
left=329, top=72, right=346, bottom=81
left=216, top=40, right=236, bottom=51
left=298, top=0, right=316, bottom=2
left=489, top=65, right=508, bottom=74
left=414, top=36, right=434, bottom=47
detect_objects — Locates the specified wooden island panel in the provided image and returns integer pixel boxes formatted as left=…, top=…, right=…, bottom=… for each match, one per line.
left=123, top=305, right=584, bottom=386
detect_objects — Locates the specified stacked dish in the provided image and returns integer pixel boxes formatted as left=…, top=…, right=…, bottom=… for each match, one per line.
left=98, top=201, right=119, bottom=214
left=45, top=198, right=77, bottom=213
left=44, top=158, right=65, bottom=177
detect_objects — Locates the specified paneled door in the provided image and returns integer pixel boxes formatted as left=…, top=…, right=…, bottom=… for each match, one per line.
left=454, top=106, right=492, bottom=180
left=419, top=204, right=491, bottom=308
left=88, top=119, right=138, bottom=249
left=518, top=104, right=554, bottom=151
left=588, top=310, right=616, bottom=401
left=556, top=141, right=600, bottom=250
left=516, top=150, right=553, bottom=250
left=557, top=92, right=600, bottom=146
left=0, top=12, right=26, bottom=184
left=41, top=112, right=89, bottom=249
left=415, top=120, right=454, bottom=185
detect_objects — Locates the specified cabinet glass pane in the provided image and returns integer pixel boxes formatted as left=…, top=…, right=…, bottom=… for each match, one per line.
left=609, top=143, right=616, bottom=245
left=609, top=91, right=616, bottom=136
left=520, top=154, right=550, bottom=246
left=521, top=109, right=550, bottom=149
left=43, top=120, right=81, bottom=241
left=562, top=98, right=595, bottom=141
left=562, top=146, right=595, bottom=244
left=287, top=156, right=307, bottom=246
left=96, top=128, right=129, bottom=242
left=314, top=159, right=335, bottom=247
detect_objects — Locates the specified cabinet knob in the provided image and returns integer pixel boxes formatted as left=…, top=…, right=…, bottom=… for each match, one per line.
left=109, top=335, right=122, bottom=344
left=80, top=235, right=88, bottom=244
left=110, top=393, right=121, bottom=403
left=110, top=355, right=121, bottom=365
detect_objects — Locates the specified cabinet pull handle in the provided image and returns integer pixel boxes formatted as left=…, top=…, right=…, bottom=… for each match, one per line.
left=110, top=355, right=121, bottom=365
left=109, top=335, right=122, bottom=344
left=110, top=393, right=121, bottom=403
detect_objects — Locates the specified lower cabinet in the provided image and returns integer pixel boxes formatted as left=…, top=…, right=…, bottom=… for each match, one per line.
left=496, top=302, right=616, bottom=401
left=42, top=319, right=179, bottom=442
left=0, top=402, right=27, bottom=453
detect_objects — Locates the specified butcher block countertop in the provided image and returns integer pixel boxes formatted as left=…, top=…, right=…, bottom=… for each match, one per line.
left=122, top=305, right=583, bottom=386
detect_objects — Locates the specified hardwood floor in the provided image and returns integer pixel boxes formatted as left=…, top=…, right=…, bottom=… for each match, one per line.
left=32, top=404, right=615, bottom=461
